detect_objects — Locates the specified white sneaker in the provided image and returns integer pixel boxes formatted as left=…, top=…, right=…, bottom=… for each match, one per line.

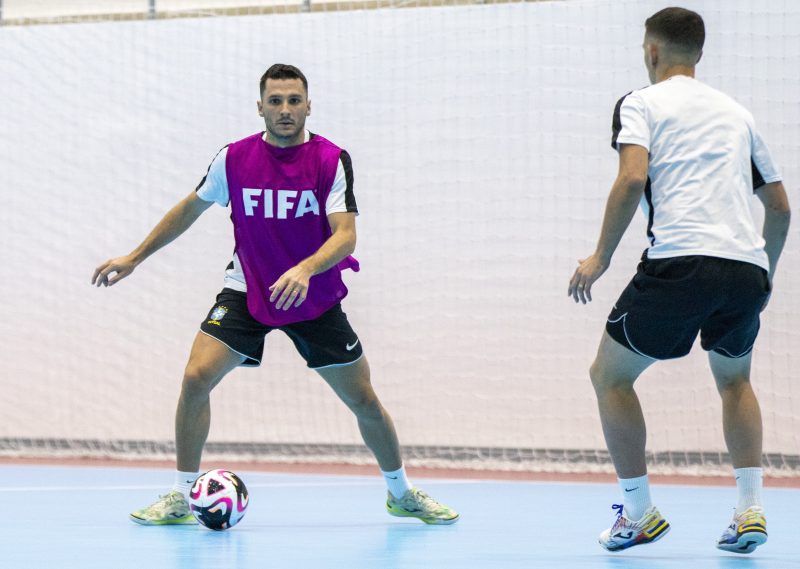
left=717, top=506, right=767, bottom=554
left=599, top=504, right=670, bottom=551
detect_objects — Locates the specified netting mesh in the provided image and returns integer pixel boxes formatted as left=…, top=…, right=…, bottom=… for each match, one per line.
left=1, top=0, right=798, bottom=476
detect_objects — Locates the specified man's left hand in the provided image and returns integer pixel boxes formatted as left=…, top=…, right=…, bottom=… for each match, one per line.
left=269, top=264, right=313, bottom=310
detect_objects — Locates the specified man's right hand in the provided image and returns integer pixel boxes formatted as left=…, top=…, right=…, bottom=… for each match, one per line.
left=92, top=255, right=138, bottom=287
left=568, top=253, right=610, bottom=304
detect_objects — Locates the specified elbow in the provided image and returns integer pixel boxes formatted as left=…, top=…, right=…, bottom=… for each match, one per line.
left=345, top=231, right=357, bottom=256
left=614, top=175, right=647, bottom=201
left=767, top=205, right=791, bottom=225
left=759, top=181, right=791, bottom=219
left=622, top=175, right=648, bottom=194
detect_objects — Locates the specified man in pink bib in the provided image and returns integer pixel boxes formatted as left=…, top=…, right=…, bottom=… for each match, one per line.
left=93, top=64, right=458, bottom=526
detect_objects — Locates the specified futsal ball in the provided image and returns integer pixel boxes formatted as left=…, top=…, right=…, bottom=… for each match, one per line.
left=188, top=469, right=249, bottom=530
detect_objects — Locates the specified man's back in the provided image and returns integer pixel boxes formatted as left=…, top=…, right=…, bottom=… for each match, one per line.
left=613, top=75, right=780, bottom=269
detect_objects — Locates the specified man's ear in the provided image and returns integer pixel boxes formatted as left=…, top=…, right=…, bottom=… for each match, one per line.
left=648, top=43, right=659, bottom=68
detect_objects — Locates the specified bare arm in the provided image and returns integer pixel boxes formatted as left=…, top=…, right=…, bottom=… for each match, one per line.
left=269, top=212, right=357, bottom=311
left=755, top=181, right=791, bottom=284
left=92, top=191, right=213, bottom=287
left=568, top=144, right=649, bottom=304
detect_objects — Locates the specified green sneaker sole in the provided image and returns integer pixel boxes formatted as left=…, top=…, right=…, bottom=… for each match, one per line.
left=129, top=513, right=198, bottom=526
left=386, top=504, right=460, bottom=525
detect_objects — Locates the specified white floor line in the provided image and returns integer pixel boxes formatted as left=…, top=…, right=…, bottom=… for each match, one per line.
left=0, top=481, right=374, bottom=493
left=0, top=478, right=481, bottom=493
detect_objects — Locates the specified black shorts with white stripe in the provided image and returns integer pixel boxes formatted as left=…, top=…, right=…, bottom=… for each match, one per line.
left=200, top=288, right=363, bottom=368
left=606, top=254, right=771, bottom=360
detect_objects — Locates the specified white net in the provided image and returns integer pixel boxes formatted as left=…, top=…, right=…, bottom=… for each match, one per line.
left=1, top=0, right=798, bottom=476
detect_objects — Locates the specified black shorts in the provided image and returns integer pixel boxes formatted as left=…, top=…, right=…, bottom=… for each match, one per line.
left=607, top=255, right=771, bottom=360
left=199, top=288, right=364, bottom=368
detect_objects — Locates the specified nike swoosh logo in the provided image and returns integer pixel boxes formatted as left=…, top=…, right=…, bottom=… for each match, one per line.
left=386, top=475, right=398, bottom=479
left=624, top=487, right=638, bottom=492
left=346, top=339, right=360, bottom=351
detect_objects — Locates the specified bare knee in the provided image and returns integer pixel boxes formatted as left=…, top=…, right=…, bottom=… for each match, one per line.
left=716, top=374, right=752, bottom=397
left=590, top=359, right=612, bottom=393
left=181, top=365, right=221, bottom=400
left=589, top=359, right=602, bottom=388
left=589, top=358, right=637, bottom=395
left=709, top=350, right=754, bottom=396
left=347, top=391, right=383, bottom=420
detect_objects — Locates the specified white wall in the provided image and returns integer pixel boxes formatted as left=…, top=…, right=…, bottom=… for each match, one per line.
left=0, top=0, right=798, bottom=462
left=3, top=0, right=150, bottom=19
left=1, top=0, right=383, bottom=21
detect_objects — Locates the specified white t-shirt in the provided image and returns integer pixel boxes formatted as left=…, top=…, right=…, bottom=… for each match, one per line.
left=196, top=131, right=357, bottom=291
left=612, top=75, right=781, bottom=271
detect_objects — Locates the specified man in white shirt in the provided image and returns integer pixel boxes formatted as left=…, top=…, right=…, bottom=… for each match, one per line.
left=568, top=7, right=790, bottom=554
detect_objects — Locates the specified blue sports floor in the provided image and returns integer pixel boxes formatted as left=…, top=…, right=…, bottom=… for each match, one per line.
left=3, top=465, right=798, bottom=568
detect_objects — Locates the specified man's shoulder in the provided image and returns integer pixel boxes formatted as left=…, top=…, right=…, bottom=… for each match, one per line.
left=615, top=84, right=654, bottom=102
left=229, top=131, right=265, bottom=148
left=619, top=79, right=749, bottom=119
left=643, top=77, right=739, bottom=105
left=673, top=79, right=755, bottom=124
left=699, top=82, right=753, bottom=120
left=612, top=86, right=652, bottom=118
left=309, top=132, right=346, bottom=153
left=613, top=89, right=635, bottom=110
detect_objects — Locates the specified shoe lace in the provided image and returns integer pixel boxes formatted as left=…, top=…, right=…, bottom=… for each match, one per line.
left=165, top=492, right=182, bottom=504
left=410, top=489, right=439, bottom=511
left=609, top=504, right=632, bottom=534
left=148, top=492, right=182, bottom=512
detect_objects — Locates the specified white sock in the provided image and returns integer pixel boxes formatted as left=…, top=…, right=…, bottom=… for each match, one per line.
left=735, top=467, right=763, bottom=513
left=619, top=474, right=652, bottom=521
left=172, top=470, right=200, bottom=499
left=382, top=465, right=413, bottom=499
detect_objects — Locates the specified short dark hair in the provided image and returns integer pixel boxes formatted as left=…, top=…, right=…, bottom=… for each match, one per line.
left=259, top=64, right=308, bottom=96
left=645, top=7, right=705, bottom=58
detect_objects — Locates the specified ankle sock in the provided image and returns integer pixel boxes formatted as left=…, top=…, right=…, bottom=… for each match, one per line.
left=619, top=474, right=652, bottom=521
left=172, top=470, right=200, bottom=499
left=734, top=467, right=763, bottom=514
left=382, top=465, right=413, bottom=499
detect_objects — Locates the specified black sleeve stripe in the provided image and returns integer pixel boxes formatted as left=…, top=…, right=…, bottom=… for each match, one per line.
left=195, top=144, right=229, bottom=192
left=611, top=92, right=633, bottom=150
left=643, top=177, right=655, bottom=246
left=339, top=150, right=357, bottom=213
left=751, top=158, right=766, bottom=192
